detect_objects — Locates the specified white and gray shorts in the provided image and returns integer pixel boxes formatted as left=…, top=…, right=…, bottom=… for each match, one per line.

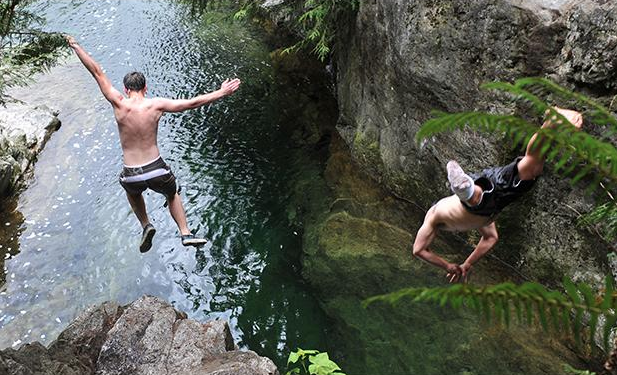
left=119, top=156, right=177, bottom=198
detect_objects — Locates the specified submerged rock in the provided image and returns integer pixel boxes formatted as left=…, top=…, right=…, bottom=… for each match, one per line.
left=0, top=100, right=61, bottom=196
left=0, top=296, right=278, bottom=375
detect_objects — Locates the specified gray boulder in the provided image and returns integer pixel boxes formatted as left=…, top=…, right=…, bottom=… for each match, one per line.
left=0, top=100, right=61, bottom=195
left=0, top=296, right=278, bottom=375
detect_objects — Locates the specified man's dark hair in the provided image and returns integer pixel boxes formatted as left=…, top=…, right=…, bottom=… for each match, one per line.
left=123, top=71, right=146, bottom=91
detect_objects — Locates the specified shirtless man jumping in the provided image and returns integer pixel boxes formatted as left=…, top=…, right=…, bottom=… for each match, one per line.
left=67, top=36, right=241, bottom=253
left=413, top=107, right=583, bottom=282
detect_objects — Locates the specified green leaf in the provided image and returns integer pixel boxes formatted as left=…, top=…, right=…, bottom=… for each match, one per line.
left=514, top=298, right=523, bottom=325
left=589, top=312, right=599, bottom=350
left=563, top=277, right=581, bottom=304
left=602, top=275, right=614, bottom=310
left=578, top=282, right=595, bottom=306
left=288, top=351, right=300, bottom=364
left=538, top=301, right=549, bottom=332
left=309, top=352, right=341, bottom=375
left=603, top=314, right=617, bottom=351
left=549, top=304, right=560, bottom=333
left=573, top=308, right=583, bottom=346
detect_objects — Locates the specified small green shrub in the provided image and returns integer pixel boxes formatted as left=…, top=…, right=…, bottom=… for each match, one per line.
left=286, top=348, right=346, bottom=375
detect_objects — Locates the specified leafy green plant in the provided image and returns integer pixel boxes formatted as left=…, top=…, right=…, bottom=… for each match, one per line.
left=187, top=0, right=360, bottom=61
left=416, top=78, right=617, bottom=190
left=0, top=0, right=68, bottom=103
left=280, top=0, right=360, bottom=61
left=286, top=348, right=346, bottom=375
left=564, top=363, right=596, bottom=375
left=580, top=200, right=617, bottom=243
left=365, top=275, right=617, bottom=350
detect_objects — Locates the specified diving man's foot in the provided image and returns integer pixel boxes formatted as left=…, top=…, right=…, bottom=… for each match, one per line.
left=447, top=160, right=475, bottom=202
left=140, top=224, right=156, bottom=253
left=181, top=234, right=208, bottom=247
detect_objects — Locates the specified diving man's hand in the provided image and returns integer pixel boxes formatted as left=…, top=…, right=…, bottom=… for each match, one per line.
left=459, top=262, right=472, bottom=283
left=446, top=263, right=463, bottom=283
left=220, top=78, right=241, bottom=96
left=65, top=35, right=78, bottom=48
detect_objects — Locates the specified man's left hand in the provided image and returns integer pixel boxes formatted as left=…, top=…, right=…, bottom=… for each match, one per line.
left=65, top=34, right=78, bottom=48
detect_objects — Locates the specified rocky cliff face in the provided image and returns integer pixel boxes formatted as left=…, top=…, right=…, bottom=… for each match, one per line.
left=0, top=296, right=278, bottom=375
left=0, top=100, right=60, bottom=196
left=334, top=0, right=616, bottom=283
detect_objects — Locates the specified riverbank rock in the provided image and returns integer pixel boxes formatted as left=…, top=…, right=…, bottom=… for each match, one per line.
left=0, top=99, right=61, bottom=196
left=334, top=0, right=613, bottom=284
left=0, top=296, right=278, bottom=375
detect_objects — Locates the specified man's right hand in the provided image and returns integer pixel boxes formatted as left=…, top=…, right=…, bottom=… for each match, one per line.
left=446, top=263, right=462, bottom=283
left=220, top=78, right=241, bottom=96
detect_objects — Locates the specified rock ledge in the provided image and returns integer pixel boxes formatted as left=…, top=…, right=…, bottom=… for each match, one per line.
left=0, top=296, right=278, bottom=375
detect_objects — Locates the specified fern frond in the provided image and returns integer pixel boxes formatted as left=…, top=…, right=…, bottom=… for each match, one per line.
left=513, top=77, right=617, bottom=131
left=579, top=202, right=617, bottom=242
left=364, top=276, right=617, bottom=351
left=417, top=110, right=617, bottom=188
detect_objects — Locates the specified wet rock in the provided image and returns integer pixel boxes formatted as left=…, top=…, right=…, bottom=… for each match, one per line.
left=0, top=296, right=278, bottom=375
left=0, top=100, right=61, bottom=196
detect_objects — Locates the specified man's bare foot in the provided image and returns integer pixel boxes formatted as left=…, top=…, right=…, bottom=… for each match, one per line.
left=447, top=160, right=475, bottom=202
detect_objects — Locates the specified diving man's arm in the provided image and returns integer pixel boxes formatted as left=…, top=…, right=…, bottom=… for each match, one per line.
left=413, top=208, right=462, bottom=283
left=459, top=223, right=498, bottom=280
left=66, top=35, right=123, bottom=106
left=153, top=78, right=241, bottom=113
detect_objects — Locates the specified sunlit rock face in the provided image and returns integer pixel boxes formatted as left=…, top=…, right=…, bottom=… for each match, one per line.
left=0, top=101, right=60, bottom=196
left=0, top=296, right=278, bottom=375
left=334, top=0, right=615, bottom=284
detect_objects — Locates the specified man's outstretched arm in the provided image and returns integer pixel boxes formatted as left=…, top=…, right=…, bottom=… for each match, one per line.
left=154, top=78, right=241, bottom=113
left=413, top=210, right=462, bottom=282
left=66, top=35, right=123, bottom=106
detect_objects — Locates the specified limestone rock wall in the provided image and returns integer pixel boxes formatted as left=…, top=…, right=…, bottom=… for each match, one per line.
left=335, top=0, right=617, bottom=283
left=0, top=296, right=278, bottom=375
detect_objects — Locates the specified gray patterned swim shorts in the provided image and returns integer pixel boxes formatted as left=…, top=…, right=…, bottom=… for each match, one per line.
left=119, top=156, right=177, bottom=198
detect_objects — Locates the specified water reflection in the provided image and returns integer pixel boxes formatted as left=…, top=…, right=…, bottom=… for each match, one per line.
left=0, top=0, right=327, bottom=366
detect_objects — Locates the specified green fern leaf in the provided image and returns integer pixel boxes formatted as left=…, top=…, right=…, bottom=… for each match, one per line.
left=603, top=314, right=617, bottom=351
left=602, top=275, right=614, bottom=310
left=590, top=312, right=599, bottom=348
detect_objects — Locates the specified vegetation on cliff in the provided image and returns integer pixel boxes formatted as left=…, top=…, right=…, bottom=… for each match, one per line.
left=0, top=0, right=66, bottom=104
left=188, top=0, right=358, bottom=61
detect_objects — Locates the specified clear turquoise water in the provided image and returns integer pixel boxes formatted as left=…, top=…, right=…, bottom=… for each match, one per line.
left=0, top=0, right=328, bottom=366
